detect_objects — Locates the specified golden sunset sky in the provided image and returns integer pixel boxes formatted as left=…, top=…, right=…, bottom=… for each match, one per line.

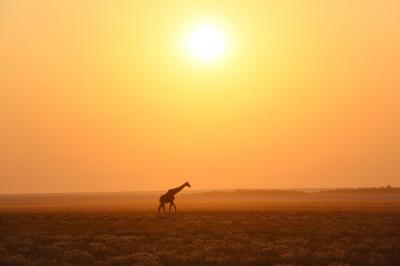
left=1, top=1, right=399, bottom=193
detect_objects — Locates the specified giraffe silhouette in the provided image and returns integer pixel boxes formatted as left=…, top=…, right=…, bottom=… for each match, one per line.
left=158, top=182, right=191, bottom=216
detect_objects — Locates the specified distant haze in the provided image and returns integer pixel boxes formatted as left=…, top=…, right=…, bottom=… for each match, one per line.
left=1, top=1, right=400, bottom=193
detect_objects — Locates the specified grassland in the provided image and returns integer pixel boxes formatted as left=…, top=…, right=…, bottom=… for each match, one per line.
left=0, top=190, right=399, bottom=265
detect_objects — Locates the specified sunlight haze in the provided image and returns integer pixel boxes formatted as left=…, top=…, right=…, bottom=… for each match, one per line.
left=1, top=0, right=399, bottom=193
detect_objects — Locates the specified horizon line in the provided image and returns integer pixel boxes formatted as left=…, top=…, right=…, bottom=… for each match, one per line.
left=0, top=185, right=397, bottom=196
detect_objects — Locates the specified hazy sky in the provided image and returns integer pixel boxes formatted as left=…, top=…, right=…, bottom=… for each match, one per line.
left=1, top=1, right=399, bottom=193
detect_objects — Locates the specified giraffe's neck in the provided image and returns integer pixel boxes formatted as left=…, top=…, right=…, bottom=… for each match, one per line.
left=170, top=184, right=186, bottom=195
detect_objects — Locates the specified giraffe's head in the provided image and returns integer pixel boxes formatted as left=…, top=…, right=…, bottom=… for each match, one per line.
left=185, top=181, right=191, bottom=188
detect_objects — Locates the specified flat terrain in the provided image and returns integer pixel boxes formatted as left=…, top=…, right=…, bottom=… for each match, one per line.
left=1, top=190, right=400, bottom=265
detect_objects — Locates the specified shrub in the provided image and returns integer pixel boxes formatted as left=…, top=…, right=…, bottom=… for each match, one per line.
left=109, top=252, right=161, bottom=266
left=63, top=249, right=95, bottom=265
left=0, top=255, right=33, bottom=266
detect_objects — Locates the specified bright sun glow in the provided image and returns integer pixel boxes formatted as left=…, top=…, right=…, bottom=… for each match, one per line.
left=186, top=24, right=226, bottom=62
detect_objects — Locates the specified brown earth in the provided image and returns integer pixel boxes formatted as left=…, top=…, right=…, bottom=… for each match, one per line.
left=0, top=191, right=399, bottom=265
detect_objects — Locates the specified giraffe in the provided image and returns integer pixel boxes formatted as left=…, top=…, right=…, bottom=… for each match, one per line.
left=158, top=182, right=191, bottom=216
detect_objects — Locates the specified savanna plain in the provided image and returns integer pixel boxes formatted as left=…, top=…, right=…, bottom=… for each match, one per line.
left=1, top=189, right=400, bottom=266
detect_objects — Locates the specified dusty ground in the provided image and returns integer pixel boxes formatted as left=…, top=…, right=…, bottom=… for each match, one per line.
left=0, top=192, right=400, bottom=265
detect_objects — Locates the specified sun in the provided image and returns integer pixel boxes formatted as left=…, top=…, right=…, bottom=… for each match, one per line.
left=186, top=24, right=226, bottom=62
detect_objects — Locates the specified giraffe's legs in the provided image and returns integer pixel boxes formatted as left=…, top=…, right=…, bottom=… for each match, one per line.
left=157, top=203, right=162, bottom=216
left=169, top=203, right=172, bottom=216
left=171, top=202, right=177, bottom=214
left=158, top=203, right=166, bottom=216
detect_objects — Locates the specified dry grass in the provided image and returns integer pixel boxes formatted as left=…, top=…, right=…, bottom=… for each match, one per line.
left=0, top=193, right=400, bottom=265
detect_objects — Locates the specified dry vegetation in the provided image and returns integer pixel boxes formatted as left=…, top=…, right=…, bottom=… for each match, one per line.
left=1, top=190, right=400, bottom=265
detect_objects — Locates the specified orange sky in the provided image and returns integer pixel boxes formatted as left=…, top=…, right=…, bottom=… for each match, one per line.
left=1, top=1, right=399, bottom=193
